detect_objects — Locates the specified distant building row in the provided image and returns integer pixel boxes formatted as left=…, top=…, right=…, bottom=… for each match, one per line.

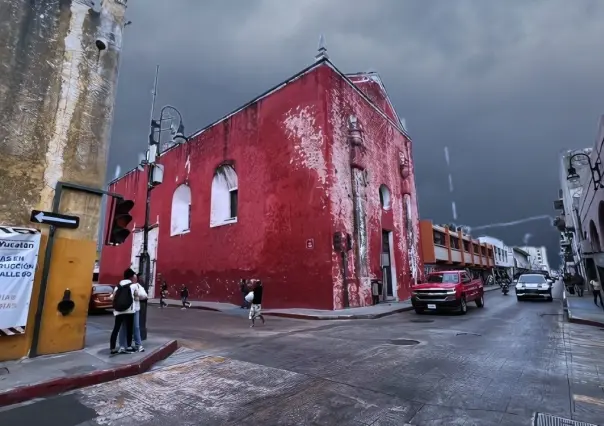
left=419, top=220, right=550, bottom=279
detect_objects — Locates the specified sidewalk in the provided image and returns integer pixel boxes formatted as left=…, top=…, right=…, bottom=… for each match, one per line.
left=0, top=335, right=177, bottom=407
left=150, top=285, right=501, bottom=320
left=565, top=289, right=604, bottom=327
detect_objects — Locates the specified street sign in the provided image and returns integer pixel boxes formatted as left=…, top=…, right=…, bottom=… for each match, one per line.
left=30, top=210, right=79, bottom=229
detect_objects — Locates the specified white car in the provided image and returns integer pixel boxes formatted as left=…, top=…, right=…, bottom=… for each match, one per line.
left=515, top=274, right=553, bottom=301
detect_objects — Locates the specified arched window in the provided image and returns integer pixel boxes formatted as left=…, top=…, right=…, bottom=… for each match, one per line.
left=210, top=164, right=238, bottom=227
left=379, top=185, right=391, bottom=210
left=171, top=184, right=191, bottom=236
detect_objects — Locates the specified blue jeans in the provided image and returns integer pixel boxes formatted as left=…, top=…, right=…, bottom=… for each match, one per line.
left=119, top=310, right=141, bottom=347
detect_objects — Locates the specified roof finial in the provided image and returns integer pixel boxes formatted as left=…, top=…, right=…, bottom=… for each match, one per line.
left=315, top=34, right=328, bottom=61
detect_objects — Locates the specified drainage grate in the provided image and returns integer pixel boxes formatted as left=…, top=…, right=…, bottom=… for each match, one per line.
left=534, top=412, right=597, bottom=426
left=410, top=319, right=434, bottom=323
left=456, top=332, right=481, bottom=336
left=388, top=339, right=420, bottom=346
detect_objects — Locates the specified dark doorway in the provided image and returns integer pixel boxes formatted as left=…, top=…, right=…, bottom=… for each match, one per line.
left=382, top=230, right=394, bottom=298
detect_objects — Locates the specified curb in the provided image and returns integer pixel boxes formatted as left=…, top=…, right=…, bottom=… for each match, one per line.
left=567, top=308, right=604, bottom=328
left=0, top=340, right=178, bottom=408
left=565, top=288, right=604, bottom=328
left=263, top=306, right=414, bottom=321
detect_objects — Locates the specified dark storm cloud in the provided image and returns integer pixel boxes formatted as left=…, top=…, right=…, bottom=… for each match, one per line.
left=109, top=0, right=604, bottom=266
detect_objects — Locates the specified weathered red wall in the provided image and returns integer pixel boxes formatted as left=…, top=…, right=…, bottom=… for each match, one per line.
left=100, top=61, right=422, bottom=310
left=101, top=69, right=335, bottom=309
left=324, top=66, right=421, bottom=309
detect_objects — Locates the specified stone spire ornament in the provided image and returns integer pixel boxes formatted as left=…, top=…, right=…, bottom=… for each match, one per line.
left=315, top=34, right=328, bottom=61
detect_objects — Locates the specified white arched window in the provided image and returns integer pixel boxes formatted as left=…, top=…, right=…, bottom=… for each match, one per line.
left=210, top=164, right=238, bottom=227
left=379, top=185, right=391, bottom=210
left=170, top=184, right=191, bottom=236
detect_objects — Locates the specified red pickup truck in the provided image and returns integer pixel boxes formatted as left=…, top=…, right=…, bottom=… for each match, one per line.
left=411, top=270, right=484, bottom=315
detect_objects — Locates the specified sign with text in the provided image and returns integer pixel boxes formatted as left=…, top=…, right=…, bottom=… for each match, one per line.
left=0, top=227, right=41, bottom=332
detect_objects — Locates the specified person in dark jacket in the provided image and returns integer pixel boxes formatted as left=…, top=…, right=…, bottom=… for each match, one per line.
left=159, top=274, right=168, bottom=308
left=249, top=280, right=265, bottom=327
left=180, top=284, right=190, bottom=310
left=240, top=279, right=250, bottom=309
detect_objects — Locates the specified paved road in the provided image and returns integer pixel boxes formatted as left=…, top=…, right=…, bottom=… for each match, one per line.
left=3, top=281, right=604, bottom=425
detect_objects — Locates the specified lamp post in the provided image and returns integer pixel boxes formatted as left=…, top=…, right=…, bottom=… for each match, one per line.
left=566, top=152, right=603, bottom=189
left=139, top=105, right=188, bottom=340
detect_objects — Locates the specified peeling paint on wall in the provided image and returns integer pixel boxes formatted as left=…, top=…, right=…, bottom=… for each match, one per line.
left=284, top=106, right=327, bottom=186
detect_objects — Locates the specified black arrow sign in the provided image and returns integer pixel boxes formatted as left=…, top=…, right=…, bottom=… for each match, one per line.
left=30, top=210, right=80, bottom=229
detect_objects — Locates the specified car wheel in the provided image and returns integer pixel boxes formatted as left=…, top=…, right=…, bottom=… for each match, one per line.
left=475, top=294, right=484, bottom=308
left=459, top=297, right=467, bottom=315
left=414, top=308, right=424, bottom=314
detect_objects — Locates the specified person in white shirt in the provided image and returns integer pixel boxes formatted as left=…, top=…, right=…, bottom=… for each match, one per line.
left=118, top=269, right=148, bottom=352
left=590, top=277, right=603, bottom=308
left=109, top=268, right=141, bottom=354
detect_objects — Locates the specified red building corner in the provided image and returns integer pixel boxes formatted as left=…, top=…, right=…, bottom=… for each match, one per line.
left=99, top=56, right=423, bottom=310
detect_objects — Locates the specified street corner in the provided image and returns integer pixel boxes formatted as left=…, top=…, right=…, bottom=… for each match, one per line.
left=0, top=339, right=178, bottom=408
left=70, top=355, right=313, bottom=425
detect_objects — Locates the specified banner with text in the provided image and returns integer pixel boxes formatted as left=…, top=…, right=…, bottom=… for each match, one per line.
left=0, top=227, right=41, bottom=333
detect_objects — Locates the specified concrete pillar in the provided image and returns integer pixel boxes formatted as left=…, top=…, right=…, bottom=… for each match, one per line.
left=0, top=0, right=127, bottom=360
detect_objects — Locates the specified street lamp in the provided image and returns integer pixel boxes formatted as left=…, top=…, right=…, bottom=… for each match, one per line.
left=566, top=152, right=603, bottom=189
left=139, top=105, right=188, bottom=340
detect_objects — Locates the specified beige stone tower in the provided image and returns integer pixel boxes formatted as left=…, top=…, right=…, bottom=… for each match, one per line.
left=0, top=0, right=128, bottom=359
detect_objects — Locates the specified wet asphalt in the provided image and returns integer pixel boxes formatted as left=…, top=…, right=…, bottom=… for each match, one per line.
left=2, top=281, right=604, bottom=425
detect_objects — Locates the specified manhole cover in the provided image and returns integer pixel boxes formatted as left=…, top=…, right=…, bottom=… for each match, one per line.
left=0, top=367, right=8, bottom=376
left=388, top=339, right=420, bottom=346
left=410, top=319, right=434, bottom=323
left=534, top=412, right=597, bottom=426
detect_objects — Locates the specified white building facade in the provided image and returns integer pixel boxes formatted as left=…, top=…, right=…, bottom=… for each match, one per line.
left=512, top=247, right=531, bottom=271
left=478, top=236, right=514, bottom=277
left=520, top=246, right=551, bottom=272
left=555, top=147, right=592, bottom=278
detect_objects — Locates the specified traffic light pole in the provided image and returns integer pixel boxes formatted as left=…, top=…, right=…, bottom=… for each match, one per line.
left=138, top=163, right=153, bottom=341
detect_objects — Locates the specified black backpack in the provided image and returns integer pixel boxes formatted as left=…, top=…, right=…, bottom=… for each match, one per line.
left=113, top=283, right=133, bottom=312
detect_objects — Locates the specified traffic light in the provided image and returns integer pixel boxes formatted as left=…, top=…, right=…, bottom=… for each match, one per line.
left=107, top=198, right=134, bottom=245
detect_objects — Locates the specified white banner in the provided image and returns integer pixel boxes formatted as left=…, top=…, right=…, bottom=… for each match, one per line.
left=0, top=227, right=41, bottom=331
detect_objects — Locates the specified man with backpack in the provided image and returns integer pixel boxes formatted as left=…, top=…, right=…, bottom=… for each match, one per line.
left=118, top=269, right=148, bottom=352
left=109, top=268, right=139, bottom=354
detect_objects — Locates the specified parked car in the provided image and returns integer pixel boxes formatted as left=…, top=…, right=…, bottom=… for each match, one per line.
left=411, top=270, right=484, bottom=315
left=515, top=274, right=553, bottom=301
left=89, top=284, right=115, bottom=312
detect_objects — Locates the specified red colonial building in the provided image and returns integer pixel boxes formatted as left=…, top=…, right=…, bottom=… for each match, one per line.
left=99, top=52, right=422, bottom=310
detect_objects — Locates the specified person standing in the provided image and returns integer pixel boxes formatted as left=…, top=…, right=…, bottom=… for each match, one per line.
left=159, top=274, right=168, bottom=308
left=249, top=280, right=265, bottom=327
left=109, top=268, right=138, bottom=354
left=590, top=276, right=603, bottom=308
left=240, top=279, right=250, bottom=309
left=573, top=272, right=585, bottom=297
left=180, top=284, right=190, bottom=310
left=371, top=280, right=380, bottom=305
left=118, top=271, right=148, bottom=352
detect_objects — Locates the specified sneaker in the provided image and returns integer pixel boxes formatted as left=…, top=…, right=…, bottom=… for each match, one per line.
left=125, top=347, right=136, bottom=353
left=138, top=346, right=145, bottom=352
left=110, top=349, right=118, bottom=355
left=117, top=347, right=127, bottom=354
left=181, top=307, right=186, bottom=310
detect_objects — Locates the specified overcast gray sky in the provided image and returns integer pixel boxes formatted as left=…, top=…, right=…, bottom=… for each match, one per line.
left=108, top=0, right=604, bottom=268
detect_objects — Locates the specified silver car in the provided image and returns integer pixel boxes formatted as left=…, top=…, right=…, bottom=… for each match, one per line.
left=515, top=274, right=553, bottom=301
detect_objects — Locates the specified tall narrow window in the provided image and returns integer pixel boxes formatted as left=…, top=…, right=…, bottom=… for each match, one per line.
left=210, top=164, right=238, bottom=227
left=171, top=184, right=191, bottom=236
